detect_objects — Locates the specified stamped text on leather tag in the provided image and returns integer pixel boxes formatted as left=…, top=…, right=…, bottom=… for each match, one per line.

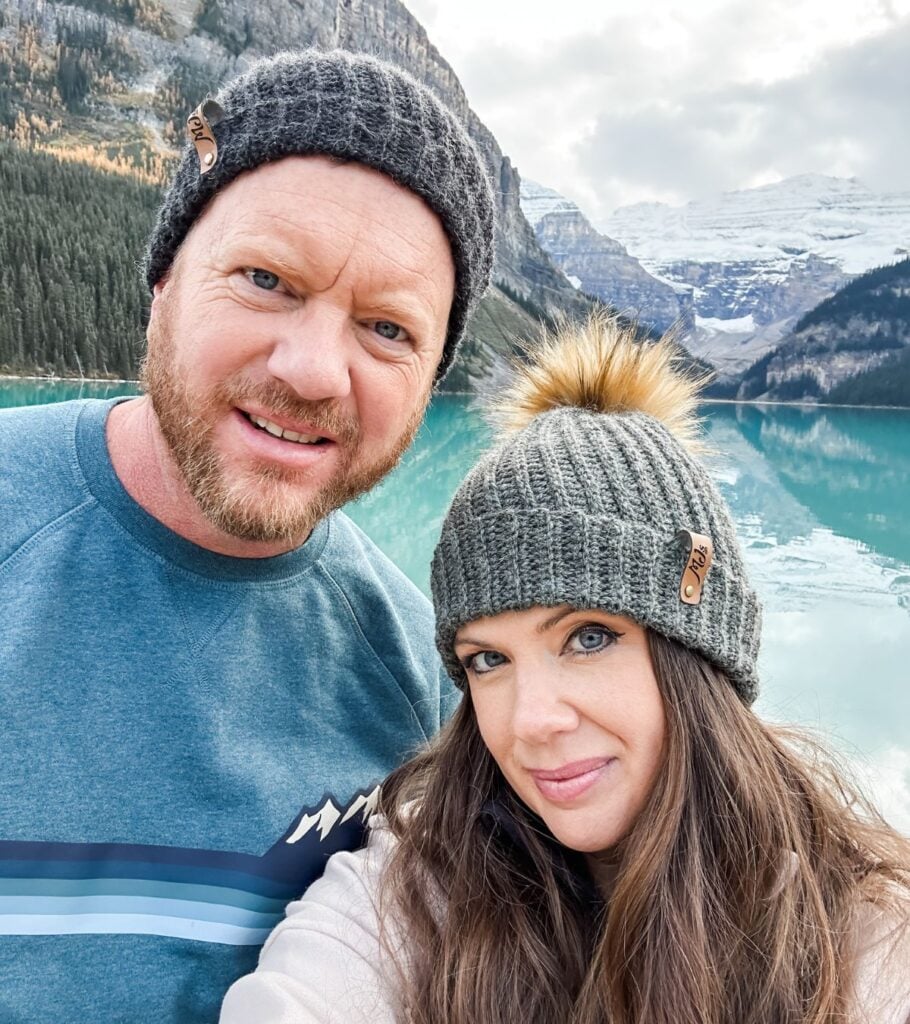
left=186, top=100, right=224, bottom=174
left=676, top=529, right=714, bottom=605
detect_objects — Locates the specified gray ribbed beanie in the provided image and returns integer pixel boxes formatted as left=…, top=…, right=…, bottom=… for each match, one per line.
left=145, top=49, right=495, bottom=381
left=431, top=316, right=762, bottom=703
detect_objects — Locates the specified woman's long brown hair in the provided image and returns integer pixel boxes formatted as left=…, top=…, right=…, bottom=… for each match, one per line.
left=379, top=631, right=910, bottom=1023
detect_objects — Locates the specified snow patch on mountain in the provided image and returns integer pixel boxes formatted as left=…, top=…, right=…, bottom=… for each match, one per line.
left=604, top=174, right=910, bottom=277
left=696, top=314, right=757, bottom=334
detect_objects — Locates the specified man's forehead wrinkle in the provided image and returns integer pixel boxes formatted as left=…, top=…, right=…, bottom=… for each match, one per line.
left=336, top=217, right=448, bottom=319
left=214, top=212, right=355, bottom=293
left=248, top=205, right=437, bottom=266
left=349, top=202, right=447, bottom=261
left=206, top=208, right=233, bottom=266
left=224, top=219, right=448, bottom=308
left=231, top=176, right=447, bottom=261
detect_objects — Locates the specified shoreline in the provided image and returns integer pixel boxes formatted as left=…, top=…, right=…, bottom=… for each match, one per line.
left=701, top=397, right=910, bottom=412
left=1, top=375, right=908, bottom=412
left=0, top=374, right=139, bottom=385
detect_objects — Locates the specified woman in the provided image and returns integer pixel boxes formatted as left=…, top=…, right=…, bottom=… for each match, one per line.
left=221, top=314, right=910, bottom=1024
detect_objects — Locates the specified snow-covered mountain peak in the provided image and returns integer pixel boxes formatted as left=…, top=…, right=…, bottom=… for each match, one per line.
left=604, top=174, right=910, bottom=275
left=519, top=171, right=910, bottom=380
left=519, top=179, right=581, bottom=228
left=748, top=173, right=867, bottom=197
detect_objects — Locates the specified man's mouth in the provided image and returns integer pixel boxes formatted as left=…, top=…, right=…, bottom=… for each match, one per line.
left=239, top=410, right=330, bottom=446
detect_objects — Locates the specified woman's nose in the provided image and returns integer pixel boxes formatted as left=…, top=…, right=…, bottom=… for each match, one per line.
left=509, top=667, right=579, bottom=745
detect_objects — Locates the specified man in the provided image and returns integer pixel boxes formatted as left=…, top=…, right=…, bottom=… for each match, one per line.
left=0, top=49, right=494, bottom=1022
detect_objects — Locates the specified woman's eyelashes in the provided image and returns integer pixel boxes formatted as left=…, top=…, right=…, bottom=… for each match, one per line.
left=462, top=624, right=623, bottom=675
left=564, top=623, right=623, bottom=657
left=462, top=649, right=509, bottom=675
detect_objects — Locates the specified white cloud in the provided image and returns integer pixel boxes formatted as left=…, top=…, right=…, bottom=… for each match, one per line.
left=405, top=0, right=910, bottom=217
left=577, top=19, right=910, bottom=224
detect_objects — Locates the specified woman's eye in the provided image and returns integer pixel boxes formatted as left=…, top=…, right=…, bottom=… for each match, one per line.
left=245, top=268, right=281, bottom=291
left=372, top=320, right=408, bottom=343
left=464, top=650, right=508, bottom=675
left=567, top=625, right=619, bottom=655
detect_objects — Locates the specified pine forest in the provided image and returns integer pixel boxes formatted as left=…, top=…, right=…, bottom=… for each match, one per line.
left=0, top=142, right=161, bottom=378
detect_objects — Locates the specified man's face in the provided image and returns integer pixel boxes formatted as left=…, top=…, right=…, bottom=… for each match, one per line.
left=143, top=155, right=455, bottom=545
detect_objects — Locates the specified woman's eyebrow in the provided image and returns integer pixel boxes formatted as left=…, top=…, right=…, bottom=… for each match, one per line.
left=455, top=607, right=580, bottom=648
left=535, top=606, right=576, bottom=634
left=453, top=635, right=487, bottom=649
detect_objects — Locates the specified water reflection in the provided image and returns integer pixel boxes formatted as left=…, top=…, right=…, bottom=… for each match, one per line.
left=713, top=403, right=910, bottom=566
left=703, top=403, right=910, bottom=830
left=349, top=396, right=491, bottom=592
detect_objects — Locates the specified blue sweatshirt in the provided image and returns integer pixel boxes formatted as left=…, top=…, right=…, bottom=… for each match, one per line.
left=0, top=398, right=450, bottom=1022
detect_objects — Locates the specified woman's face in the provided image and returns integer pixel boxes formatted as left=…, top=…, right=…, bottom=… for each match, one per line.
left=454, top=606, right=666, bottom=854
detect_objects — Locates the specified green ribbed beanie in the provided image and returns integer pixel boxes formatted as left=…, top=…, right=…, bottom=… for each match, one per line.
left=431, top=315, right=762, bottom=703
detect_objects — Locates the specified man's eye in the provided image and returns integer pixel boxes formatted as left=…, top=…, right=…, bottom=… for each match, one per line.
left=566, top=625, right=620, bottom=655
left=372, top=320, right=408, bottom=343
left=245, top=268, right=281, bottom=291
left=464, top=650, right=508, bottom=675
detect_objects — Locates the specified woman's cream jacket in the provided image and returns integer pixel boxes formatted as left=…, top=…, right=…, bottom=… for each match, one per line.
left=220, top=820, right=910, bottom=1024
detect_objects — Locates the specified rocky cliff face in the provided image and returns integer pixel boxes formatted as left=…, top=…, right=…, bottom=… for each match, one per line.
left=736, top=258, right=910, bottom=404
left=520, top=180, right=691, bottom=333
left=657, top=253, right=848, bottom=327
left=0, top=0, right=585, bottom=386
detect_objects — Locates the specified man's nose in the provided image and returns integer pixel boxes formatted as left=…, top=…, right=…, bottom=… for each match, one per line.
left=509, top=666, right=579, bottom=746
left=265, top=303, right=353, bottom=402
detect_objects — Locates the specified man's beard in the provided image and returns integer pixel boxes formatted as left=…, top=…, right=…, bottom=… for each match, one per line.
left=141, top=303, right=429, bottom=546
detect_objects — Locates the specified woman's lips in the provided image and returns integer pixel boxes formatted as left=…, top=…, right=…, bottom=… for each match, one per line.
left=529, top=757, right=614, bottom=803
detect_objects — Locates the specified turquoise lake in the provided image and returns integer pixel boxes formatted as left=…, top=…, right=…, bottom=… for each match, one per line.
left=3, top=379, right=908, bottom=832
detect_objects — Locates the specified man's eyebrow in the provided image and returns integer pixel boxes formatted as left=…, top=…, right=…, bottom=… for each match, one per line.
left=220, top=239, right=302, bottom=277
left=362, top=293, right=438, bottom=326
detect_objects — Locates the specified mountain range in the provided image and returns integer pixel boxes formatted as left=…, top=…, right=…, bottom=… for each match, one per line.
left=0, top=0, right=588, bottom=387
left=736, top=258, right=910, bottom=405
left=522, top=175, right=910, bottom=403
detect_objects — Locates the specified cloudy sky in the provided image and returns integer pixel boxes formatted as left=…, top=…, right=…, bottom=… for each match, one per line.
left=406, top=0, right=910, bottom=230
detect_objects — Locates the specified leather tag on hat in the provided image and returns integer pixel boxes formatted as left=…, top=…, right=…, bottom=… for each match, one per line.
left=676, top=530, right=713, bottom=605
left=186, top=100, right=224, bottom=174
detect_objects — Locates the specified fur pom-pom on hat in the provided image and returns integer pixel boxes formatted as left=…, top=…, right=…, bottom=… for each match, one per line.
left=491, top=311, right=711, bottom=453
left=431, top=312, right=762, bottom=703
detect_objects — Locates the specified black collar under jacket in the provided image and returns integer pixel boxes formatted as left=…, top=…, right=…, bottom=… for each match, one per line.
left=478, top=796, right=604, bottom=916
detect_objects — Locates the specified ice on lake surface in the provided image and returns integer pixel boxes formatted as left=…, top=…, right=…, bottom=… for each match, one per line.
left=2, top=382, right=908, bottom=832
